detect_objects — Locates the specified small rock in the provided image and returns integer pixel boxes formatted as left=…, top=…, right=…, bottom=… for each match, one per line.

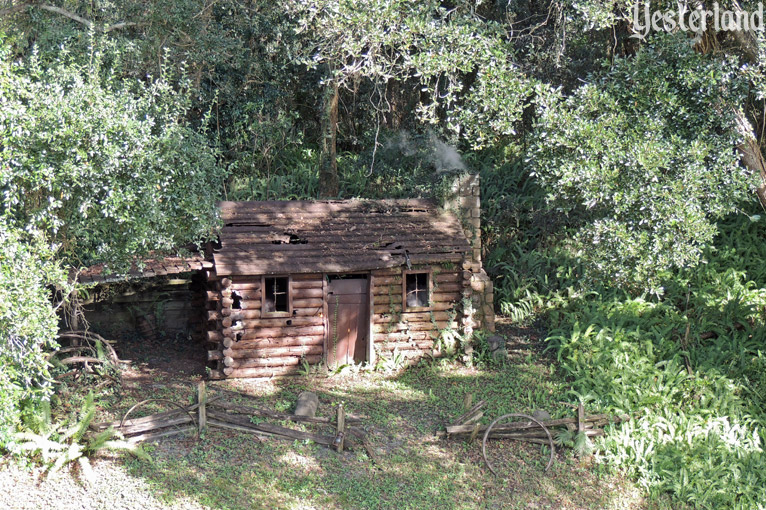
left=486, top=335, right=505, bottom=352
left=532, top=409, right=551, bottom=421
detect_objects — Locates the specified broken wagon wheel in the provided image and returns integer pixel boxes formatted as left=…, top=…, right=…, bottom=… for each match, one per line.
left=120, top=398, right=198, bottom=434
left=481, top=413, right=555, bottom=476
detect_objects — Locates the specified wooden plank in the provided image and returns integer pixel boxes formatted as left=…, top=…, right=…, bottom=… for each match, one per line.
left=127, top=425, right=196, bottom=444
left=197, top=382, right=207, bottom=434
left=336, top=404, right=345, bottom=452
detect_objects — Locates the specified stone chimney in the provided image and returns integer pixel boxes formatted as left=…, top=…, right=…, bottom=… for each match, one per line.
left=445, top=173, right=482, bottom=265
left=444, top=173, right=495, bottom=335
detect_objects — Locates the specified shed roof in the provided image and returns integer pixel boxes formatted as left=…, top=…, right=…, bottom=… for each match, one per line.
left=214, top=199, right=470, bottom=276
left=77, top=255, right=213, bottom=284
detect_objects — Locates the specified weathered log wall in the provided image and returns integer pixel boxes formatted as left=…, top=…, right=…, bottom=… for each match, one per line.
left=370, top=264, right=464, bottom=362
left=206, top=273, right=325, bottom=379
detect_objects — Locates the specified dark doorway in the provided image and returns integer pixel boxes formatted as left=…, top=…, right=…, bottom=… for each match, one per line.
left=326, top=275, right=369, bottom=368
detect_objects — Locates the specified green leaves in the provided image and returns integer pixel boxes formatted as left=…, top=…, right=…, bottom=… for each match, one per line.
left=0, top=39, right=226, bottom=272
left=531, top=33, right=755, bottom=291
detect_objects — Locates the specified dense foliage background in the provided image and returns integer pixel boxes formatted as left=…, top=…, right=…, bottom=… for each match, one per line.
left=2, top=0, right=766, bottom=507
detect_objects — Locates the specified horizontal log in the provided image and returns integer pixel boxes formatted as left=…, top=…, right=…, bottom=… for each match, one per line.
left=293, top=308, right=323, bottom=317
left=212, top=298, right=261, bottom=309
left=435, top=272, right=461, bottom=283
left=224, top=335, right=323, bottom=350
left=373, top=302, right=457, bottom=314
left=208, top=350, right=223, bottom=361
left=292, top=288, right=323, bottom=299
left=206, top=291, right=222, bottom=301
left=291, top=280, right=324, bottom=289
left=224, top=344, right=323, bottom=359
left=224, top=325, right=324, bottom=338
left=223, top=330, right=323, bottom=344
left=376, top=340, right=434, bottom=351
left=293, top=297, right=323, bottom=308
left=207, top=330, right=224, bottom=342
left=222, top=308, right=261, bottom=319
left=374, top=311, right=453, bottom=323
left=374, top=294, right=401, bottom=304
left=373, top=331, right=435, bottom=342
left=220, top=365, right=304, bottom=379
left=372, top=273, right=459, bottom=288
left=223, top=355, right=322, bottom=369
left=373, top=321, right=457, bottom=333
left=230, top=282, right=261, bottom=290
left=376, top=348, right=429, bottom=359
left=433, top=282, right=461, bottom=293
left=227, top=316, right=322, bottom=329
left=372, top=276, right=402, bottom=286
left=230, top=289, right=261, bottom=301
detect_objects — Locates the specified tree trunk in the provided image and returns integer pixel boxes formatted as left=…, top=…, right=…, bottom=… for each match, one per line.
left=319, top=76, right=339, bottom=198
left=695, top=15, right=766, bottom=208
left=735, top=109, right=766, bottom=207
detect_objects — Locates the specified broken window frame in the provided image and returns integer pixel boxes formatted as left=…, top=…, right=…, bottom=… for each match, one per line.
left=402, top=269, right=432, bottom=311
left=262, top=275, right=292, bottom=316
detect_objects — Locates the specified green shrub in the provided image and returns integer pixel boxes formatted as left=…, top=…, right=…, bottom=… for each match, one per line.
left=0, top=222, right=68, bottom=448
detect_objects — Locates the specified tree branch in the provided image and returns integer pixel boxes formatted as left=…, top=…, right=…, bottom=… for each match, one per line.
left=2, top=3, right=140, bottom=32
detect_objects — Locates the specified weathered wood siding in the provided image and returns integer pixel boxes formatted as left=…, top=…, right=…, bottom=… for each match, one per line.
left=370, top=264, right=464, bottom=361
left=206, top=273, right=325, bottom=379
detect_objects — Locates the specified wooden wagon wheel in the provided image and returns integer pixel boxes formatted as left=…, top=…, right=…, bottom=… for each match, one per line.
left=481, top=413, right=555, bottom=476
left=120, top=398, right=197, bottom=432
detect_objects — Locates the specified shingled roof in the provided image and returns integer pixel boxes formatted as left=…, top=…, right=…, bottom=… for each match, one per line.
left=214, top=199, right=471, bottom=276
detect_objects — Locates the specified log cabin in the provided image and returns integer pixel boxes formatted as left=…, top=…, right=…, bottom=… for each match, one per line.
left=78, top=174, right=494, bottom=379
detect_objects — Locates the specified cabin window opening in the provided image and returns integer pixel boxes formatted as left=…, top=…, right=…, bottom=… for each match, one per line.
left=405, top=272, right=430, bottom=308
left=264, top=276, right=290, bottom=313
left=231, top=291, right=242, bottom=309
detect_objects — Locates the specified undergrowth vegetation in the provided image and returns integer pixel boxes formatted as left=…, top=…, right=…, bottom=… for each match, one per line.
left=483, top=157, right=766, bottom=509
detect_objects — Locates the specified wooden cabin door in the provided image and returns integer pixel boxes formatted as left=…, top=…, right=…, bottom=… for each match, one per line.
left=326, top=277, right=369, bottom=368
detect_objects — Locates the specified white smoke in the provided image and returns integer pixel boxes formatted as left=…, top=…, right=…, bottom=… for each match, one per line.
left=384, top=131, right=466, bottom=173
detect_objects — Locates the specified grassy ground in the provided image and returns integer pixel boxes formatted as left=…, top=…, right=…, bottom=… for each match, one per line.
left=76, top=321, right=644, bottom=510
left=1, top=320, right=648, bottom=509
